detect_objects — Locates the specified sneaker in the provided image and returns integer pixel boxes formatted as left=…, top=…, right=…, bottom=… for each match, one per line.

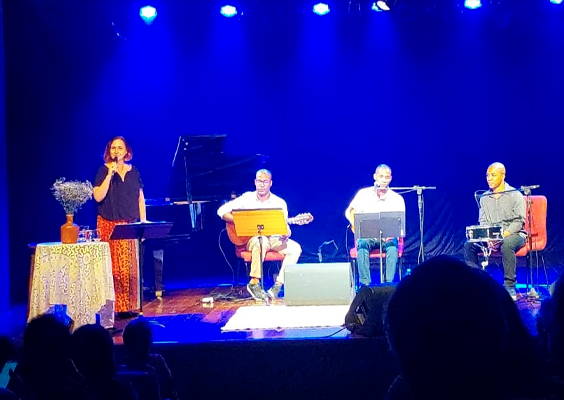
left=267, top=282, right=283, bottom=299
left=505, top=286, right=517, bottom=301
left=247, top=282, right=269, bottom=302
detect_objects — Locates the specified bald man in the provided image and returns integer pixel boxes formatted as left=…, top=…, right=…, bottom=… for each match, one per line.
left=346, top=164, right=406, bottom=286
left=464, top=162, right=526, bottom=300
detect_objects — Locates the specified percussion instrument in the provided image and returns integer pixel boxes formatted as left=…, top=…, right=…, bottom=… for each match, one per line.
left=465, top=224, right=503, bottom=242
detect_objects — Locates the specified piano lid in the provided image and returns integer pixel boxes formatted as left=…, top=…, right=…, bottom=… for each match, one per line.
left=167, top=135, right=267, bottom=202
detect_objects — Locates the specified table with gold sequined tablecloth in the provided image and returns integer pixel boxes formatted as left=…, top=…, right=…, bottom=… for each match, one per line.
left=28, top=241, right=115, bottom=329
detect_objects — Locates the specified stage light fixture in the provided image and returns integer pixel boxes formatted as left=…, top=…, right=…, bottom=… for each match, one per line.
left=139, top=5, right=157, bottom=25
left=220, top=5, right=238, bottom=17
left=464, top=0, right=482, bottom=9
left=349, top=0, right=362, bottom=16
left=376, top=1, right=390, bottom=11
left=371, top=2, right=383, bottom=12
left=550, top=0, right=563, bottom=4
left=313, top=3, right=330, bottom=15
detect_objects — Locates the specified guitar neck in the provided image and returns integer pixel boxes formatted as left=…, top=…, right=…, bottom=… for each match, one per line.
left=287, top=213, right=313, bottom=225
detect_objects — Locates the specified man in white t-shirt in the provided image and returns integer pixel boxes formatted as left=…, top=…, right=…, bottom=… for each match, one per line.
left=217, top=169, right=302, bottom=302
left=345, top=164, right=405, bottom=286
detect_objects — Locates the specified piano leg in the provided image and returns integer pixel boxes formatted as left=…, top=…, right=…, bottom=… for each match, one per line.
left=153, top=249, right=164, bottom=300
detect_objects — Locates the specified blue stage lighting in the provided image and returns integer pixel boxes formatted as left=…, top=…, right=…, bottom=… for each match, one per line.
left=313, top=3, right=330, bottom=16
left=139, top=5, right=157, bottom=25
left=464, top=0, right=482, bottom=9
left=550, top=0, right=563, bottom=4
left=220, top=5, right=238, bottom=18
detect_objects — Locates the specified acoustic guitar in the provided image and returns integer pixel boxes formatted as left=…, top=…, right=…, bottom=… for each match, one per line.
left=349, top=210, right=356, bottom=232
left=226, top=212, right=314, bottom=246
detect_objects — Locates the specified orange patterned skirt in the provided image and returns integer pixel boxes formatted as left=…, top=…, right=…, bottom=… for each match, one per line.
left=97, top=215, right=139, bottom=313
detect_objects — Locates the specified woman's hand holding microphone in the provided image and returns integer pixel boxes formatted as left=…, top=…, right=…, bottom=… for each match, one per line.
left=107, top=158, right=118, bottom=178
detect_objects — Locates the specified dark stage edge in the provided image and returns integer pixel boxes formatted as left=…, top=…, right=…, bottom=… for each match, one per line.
left=108, top=285, right=547, bottom=400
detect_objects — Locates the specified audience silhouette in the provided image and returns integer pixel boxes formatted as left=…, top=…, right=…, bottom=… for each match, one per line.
left=0, top=335, right=19, bottom=400
left=121, top=318, right=178, bottom=400
left=385, top=256, right=556, bottom=400
left=5, top=262, right=564, bottom=400
left=7, top=314, right=93, bottom=400
left=537, top=276, right=564, bottom=395
left=69, top=324, right=137, bottom=400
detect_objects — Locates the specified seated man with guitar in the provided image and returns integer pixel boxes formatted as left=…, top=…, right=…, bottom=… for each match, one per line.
left=217, top=169, right=313, bottom=302
left=345, top=164, right=405, bottom=286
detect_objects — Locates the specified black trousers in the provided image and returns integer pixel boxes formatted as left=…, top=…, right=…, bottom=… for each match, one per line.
left=464, top=233, right=525, bottom=287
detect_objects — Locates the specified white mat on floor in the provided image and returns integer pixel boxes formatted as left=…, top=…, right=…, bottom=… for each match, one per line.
left=221, top=305, right=349, bottom=331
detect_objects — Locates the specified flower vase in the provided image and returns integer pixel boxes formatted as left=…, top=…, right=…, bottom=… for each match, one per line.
left=61, top=214, right=79, bottom=244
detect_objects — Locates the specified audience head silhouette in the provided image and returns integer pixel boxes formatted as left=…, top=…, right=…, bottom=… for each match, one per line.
left=123, top=318, right=153, bottom=360
left=69, top=323, right=116, bottom=382
left=23, top=313, right=71, bottom=367
left=385, top=256, right=537, bottom=400
left=9, top=314, right=97, bottom=400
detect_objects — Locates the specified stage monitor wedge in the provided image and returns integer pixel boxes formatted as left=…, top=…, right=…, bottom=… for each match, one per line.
left=284, top=262, right=355, bottom=306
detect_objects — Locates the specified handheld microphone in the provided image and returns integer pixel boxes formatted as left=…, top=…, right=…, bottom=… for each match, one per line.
left=521, top=185, right=540, bottom=191
left=110, top=157, right=118, bottom=175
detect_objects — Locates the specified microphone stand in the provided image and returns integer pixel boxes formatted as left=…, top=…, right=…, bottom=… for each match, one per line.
left=390, top=186, right=437, bottom=265
left=256, top=224, right=270, bottom=306
left=379, top=229, right=384, bottom=283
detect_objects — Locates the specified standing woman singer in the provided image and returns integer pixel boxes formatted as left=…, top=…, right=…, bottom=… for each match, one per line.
left=93, top=136, right=146, bottom=317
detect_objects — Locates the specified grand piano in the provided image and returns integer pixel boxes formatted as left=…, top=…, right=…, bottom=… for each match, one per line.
left=144, top=135, right=267, bottom=297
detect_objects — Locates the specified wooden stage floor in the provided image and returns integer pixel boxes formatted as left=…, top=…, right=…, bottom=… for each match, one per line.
left=111, top=286, right=353, bottom=344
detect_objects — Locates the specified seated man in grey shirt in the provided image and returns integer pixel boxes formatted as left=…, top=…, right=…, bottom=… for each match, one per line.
left=464, top=162, right=526, bottom=300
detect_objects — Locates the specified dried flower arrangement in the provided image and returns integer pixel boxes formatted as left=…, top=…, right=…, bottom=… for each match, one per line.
left=52, top=178, right=93, bottom=215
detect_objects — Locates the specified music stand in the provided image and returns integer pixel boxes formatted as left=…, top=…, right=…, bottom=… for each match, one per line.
left=110, top=222, right=173, bottom=315
left=354, top=211, right=405, bottom=283
left=232, top=209, right=288, bottom=300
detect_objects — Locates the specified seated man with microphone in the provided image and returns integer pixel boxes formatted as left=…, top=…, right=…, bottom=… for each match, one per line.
left=464, top=162, right=526, bottom=300
left=345, top=164, right=406, bottom=286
